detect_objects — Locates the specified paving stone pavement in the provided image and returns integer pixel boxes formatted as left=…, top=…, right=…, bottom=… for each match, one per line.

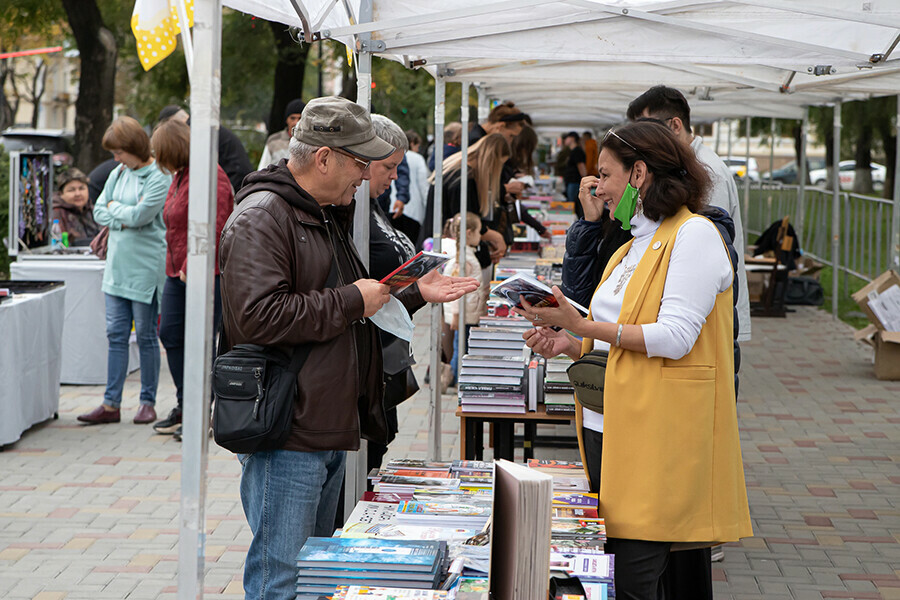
left=0, top=306, right=897, bottom=599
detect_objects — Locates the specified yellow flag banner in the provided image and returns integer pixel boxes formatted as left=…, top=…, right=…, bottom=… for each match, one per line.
left=131, top=0, right=194, bottom=71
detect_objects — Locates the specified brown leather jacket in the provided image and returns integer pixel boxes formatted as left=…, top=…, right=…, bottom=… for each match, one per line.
left=220, top=161, right=425, bottom=452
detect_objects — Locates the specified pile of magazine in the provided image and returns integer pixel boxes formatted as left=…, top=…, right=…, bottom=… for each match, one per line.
left=295, top=538, right=446, bottom=599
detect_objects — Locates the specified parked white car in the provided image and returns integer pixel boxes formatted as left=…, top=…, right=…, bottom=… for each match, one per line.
left=809, top=160, right=886, bottom=191
left=722, top=157, right=760, bottom=182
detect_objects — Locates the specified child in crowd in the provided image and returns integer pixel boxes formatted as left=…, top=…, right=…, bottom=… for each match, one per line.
left=443, top=212, right=489, bottom=384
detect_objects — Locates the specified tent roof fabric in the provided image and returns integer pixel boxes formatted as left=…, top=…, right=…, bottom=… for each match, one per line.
left=223, top=0, right=900, bottom=125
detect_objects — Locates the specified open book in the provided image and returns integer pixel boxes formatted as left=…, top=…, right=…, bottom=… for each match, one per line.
left=489, top=459, right=553, bottom=600
left=490, top=272, right=588, bottom=315
left=380, top=251, right=451, bottom=288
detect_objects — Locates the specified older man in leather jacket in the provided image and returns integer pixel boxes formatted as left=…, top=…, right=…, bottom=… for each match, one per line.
left=220, top=96, right=477, bottom=600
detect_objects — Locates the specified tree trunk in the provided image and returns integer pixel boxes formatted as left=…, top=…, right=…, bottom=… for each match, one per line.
left=823, top=110, right=835, bottom=191
left=853, top=109, right=874, bottom=194
left=340, top=59, right=357, bottom=103
left=791, top=122, right=808, bottom=184
left=0, top=57, right=20, bottom=131
left=266, top=21, right=310, bottom=137
left=61, top=0, right=117, bottom=172
left=29, top=59, right=48, bottom=129
left=876, top=105, right=896, bottom=200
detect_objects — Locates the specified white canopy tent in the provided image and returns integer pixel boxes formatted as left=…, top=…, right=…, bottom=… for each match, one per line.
left=175, top=1, right=900, bottom=596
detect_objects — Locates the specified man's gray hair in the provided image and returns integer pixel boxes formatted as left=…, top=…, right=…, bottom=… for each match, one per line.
left=371, top=114, right=409, bottom=153
left=288, top=137, right=321, bottom=170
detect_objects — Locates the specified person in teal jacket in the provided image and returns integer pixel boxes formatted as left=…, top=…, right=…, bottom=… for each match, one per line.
left=79, top=116, right=172, bottom=426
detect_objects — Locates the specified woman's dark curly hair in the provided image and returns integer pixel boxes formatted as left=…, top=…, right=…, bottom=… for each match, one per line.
left=600, top=120, right=710, bottom=221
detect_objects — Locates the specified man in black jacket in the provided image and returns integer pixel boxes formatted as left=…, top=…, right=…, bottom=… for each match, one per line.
left=157, top=105, right=253, bottom=192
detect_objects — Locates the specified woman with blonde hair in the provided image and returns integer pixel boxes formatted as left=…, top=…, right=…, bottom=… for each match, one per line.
left=420, top=133, right=509, bottom=263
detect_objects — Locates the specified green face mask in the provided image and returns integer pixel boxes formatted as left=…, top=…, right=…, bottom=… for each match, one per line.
left=613, top=182, right=640, bottom=231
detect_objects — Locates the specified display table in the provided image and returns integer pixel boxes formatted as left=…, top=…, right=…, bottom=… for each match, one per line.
left=456, top=405, right=577, bottom=461
left=11, top=254, right=139, bottom=384
left=0, top=285, right=65, bottom=446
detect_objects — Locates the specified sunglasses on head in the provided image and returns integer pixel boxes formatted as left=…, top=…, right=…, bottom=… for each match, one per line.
left=603, top=129, right=641, bottom=156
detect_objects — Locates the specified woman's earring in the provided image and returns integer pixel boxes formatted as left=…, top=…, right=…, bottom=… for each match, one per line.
left=635, top=192, right=644, bottom=217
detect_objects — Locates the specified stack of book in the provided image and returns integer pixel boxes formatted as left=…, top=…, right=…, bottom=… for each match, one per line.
left=396, top=498, right=492, bottom=530
left=464, top=325, right=528, bottom=358
left=333, top=587, right=450, bottom=599
left=549, top=546, right=615, bottom=598
left=369, top=461, right=461, bottom=495
left=458, top=353, right=527, bottom=415
left=544, top=357, right=575, bottom=415
left=450, top=460, right=495, bottom=493
left=527, top=459, right=591, bottom=493
left=295, top=538, right=446, bottom=599
left=550, top=517, right=607, bottom=549
left=552, top=491, right=600, bottom=519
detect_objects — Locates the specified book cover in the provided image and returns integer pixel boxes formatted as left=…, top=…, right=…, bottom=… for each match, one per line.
left=490, top=272, right=588, bottom=315
left=552, top=492, right=599, bottom=508
left=549, top=551, right=614, bottom=581
left=361, top=491, right=413, bottom=503
left=458, top=374, right=524, bottom=386
left=552, top=506, right=600, bottom=519
left=460, top=404, right=526, bottom=414
left=551, top=518, right=607, bottom=538
left=382, top=469, right=452, bottom=479
left=333, top=586, right=450, bottom=599
left=384, top=459, right=453, bottom=471
left=459, top=366, right=525, bottom=376
left=296, top=538, right=441, bottom=572
left=451, top=460, right=494, bottom=472
left=467, top=338, right=526, bottom=350
left=340, top=522, right=479, bottom=541
left=377, top=475, right=460, bottom=487
left=344, top=501, right=399, bottom=526
left=460, top=355, right=527, bottom=368
left=397, top=501, right=492, bottom=519
left=379, top=251, right=451, bottom=288
left=458, top=382, right=523, bottom=393
left=527, top=459, right=583, bottom=470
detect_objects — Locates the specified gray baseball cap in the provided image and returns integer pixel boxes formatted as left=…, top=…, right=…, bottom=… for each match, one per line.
left=292, top=96, right=395, bottom=161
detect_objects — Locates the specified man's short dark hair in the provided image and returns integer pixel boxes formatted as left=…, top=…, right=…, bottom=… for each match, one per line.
left=157, top=104, right=184, bottom=124
left=626, top=86, right=692, bottom=134
left=582, top=131, right=593, bottom=139
left=564, top=131, right=579, bottom=142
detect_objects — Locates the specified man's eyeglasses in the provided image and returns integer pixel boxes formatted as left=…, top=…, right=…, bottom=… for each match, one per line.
left=332, top=148, right=371, bottom=172
left=603, top=129, right=641, bottom=156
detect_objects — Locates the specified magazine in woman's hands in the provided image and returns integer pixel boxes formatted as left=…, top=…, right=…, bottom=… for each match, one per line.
left=380, top=251, right=451, bottom=288
left=490, top=273, right=589, bottom=315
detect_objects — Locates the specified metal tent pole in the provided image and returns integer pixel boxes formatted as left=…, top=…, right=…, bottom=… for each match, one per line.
left=892, top=94, right=900, bottom=271
left=768, top=117, right=776, bottom=183
left=178, top=0, right=220, bottom=597
left=743, top=117, right=751, bottom=252
left=429, top=73, right=446, bottom=461
left=345, top=0, right=372, bottom=522
left=457, top=81, right=470, bottom=382
left=797, top=109, right=809, bottom=237
left=832, top=102, right=842, bottom=318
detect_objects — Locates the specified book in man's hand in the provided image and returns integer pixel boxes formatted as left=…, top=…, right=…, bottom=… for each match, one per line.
left=490, top=272, right=588, bottom=315
left=380, top=250, right=451, bottom=288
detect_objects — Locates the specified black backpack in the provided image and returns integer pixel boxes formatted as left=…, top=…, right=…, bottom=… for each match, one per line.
left=785, top=276, right=824, bottom=306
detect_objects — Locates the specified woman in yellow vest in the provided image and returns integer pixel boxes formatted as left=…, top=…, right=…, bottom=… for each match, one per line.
left=519, top=121, right=752, bottom=599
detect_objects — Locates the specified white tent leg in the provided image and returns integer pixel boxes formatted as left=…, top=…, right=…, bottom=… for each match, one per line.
left=179, top=0, right=220, bottom=598
left=477, top=84, right=489, bottom=122
left=797, top=110, right=808, bottom=236
left=345, top=0, right=372, bottom=522
left=457, top=81, right=470, bottom=382
left=892, top=95, right=900, bottom=271
left=743, top=117, right=751, bottom=251
left=768, top=117, right=775, bottom=183
left=429, top=74, right=446, bottom=461
left=832, top=102, right=842, bottom=318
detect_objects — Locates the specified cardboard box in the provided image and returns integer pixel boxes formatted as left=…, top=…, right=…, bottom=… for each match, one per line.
left=873, top=331, right=900, bottom=380
left=851, top=270, right=900, bottom=331
left=790, top=256, right=825, bottom=281
left=747, top=270, right=767, bottom=304
left=853, top=324, right=878, bottom=348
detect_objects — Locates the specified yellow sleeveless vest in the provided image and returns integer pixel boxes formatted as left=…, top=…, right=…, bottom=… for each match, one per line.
left=574, top=206, right=752, bottom=542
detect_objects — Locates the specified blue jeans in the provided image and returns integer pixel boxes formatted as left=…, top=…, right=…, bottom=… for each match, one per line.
left=104, top=293, right=160, bottom=408
left=238, top=449, right=346, bottom=600
left=158, top=275, right=221, bottom=407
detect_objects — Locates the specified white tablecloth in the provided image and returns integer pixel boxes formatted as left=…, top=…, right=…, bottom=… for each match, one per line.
left=0, top=287, right=65, bottom=446
left=11, top=256, right=139, bottom=384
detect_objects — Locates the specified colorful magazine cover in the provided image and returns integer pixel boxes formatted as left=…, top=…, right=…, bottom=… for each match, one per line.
left=490, top=272, right=588, bottom=315
left=380, top=251, right=450, bottom=288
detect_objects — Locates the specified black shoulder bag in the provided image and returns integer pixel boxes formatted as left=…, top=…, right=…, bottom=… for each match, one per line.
left=212, top=225, right=340, bottom=454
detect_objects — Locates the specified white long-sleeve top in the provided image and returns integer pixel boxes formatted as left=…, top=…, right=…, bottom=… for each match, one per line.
left=582, top=211, right=732, bottom=433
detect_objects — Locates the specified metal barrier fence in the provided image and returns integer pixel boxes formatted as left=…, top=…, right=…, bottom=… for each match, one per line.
left=745, top=184, right=895, bottom=294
